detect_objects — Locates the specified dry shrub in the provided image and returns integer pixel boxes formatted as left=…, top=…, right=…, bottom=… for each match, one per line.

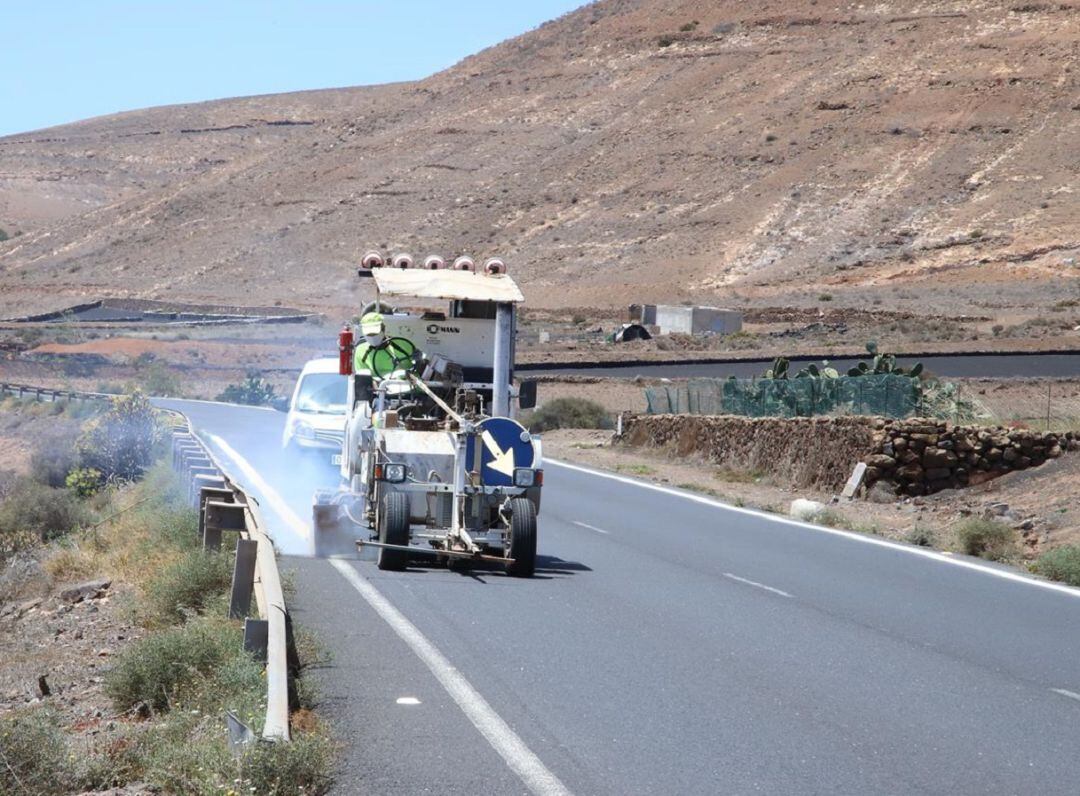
left=1034, top=545, right=1080, bottom=586
left=955, top=517, right=1015, bottom=561
left=528, top=397, right=613, bottom=432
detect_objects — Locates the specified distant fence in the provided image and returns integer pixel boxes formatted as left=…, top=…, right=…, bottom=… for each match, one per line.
left=645, top=375, right=921, bottom=418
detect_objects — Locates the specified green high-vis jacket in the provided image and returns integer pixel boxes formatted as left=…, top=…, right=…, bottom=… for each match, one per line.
left=354, top=337, right=418, bottom=379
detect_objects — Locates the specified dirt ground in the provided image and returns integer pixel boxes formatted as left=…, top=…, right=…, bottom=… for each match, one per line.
left=0, top=569, right=140, bottom=730
left=2, top=2, right=1079, bottom=320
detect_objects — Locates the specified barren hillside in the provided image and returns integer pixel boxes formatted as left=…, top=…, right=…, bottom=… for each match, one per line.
left=0, top=0, right=1077, bottom=318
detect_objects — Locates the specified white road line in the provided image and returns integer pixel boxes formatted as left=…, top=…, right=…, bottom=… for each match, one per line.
left=546, top=458, right=1080, bottom=600
left=723, top=572, right=793, bottom=598
left=196, top=433, right=570, bottom=794
left=572, top=520, right=610, bottom=535
left=204, top=432, right=312, bottom=541
left=331, top=559, right=572, bottom=796
left=158, top=397, right=276, bottom=411
left=1052, top=688, right=1080, bottom=703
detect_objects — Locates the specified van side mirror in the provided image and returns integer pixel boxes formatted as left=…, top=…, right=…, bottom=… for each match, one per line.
left=354, top=374, right=374, bottom=405
left=518, top=379, right=537, bottom=410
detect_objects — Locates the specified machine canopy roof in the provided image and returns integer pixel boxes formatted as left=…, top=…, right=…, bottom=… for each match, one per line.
left=371, top=268, right=524, bottom=304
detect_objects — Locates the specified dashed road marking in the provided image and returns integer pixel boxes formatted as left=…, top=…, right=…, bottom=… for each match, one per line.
left=723, top=572, right=793, bottom=598
left=1052, top=688, right=1080, bottom=703
left=547, top=459, right=1080, bottom=600
left=572, top=520, right=610, bottom=535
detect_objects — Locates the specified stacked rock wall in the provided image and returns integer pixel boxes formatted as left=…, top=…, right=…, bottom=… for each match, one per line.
left=866, top=419, right=1078, bottom=496
left=619, top=414, right=876, bottom=491
left=619, top=414, right=1077, bottom=496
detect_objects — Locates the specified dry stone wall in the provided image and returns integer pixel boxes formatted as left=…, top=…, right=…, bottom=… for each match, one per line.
left=619, top=414, right=1077, bottom=496
left=867, top=419, right=1078, bottom=496
left=619, top=414, right=876, bottom=491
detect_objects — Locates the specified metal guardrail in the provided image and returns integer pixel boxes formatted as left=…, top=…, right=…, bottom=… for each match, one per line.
left=0, top=381, right=119, bottom=402
left=0, top=379, right=292, bottom=741
left=170, top=423, right=292, bottom=742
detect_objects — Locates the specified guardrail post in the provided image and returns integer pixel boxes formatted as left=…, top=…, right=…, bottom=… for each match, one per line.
left=198, top=487, right=235, bottom=542
left=181, top=448, right=210, bottom=467
left=230, top=538, right=258, bottom=619
left=243, top=618, right=268, bottom=663
left=203, top=501, right=246, bottom=551
left=186, top=464, right=218, bottom=485
left=172, top=436, right=198, bottom=470
left=190, top=473, right=227, bottom=508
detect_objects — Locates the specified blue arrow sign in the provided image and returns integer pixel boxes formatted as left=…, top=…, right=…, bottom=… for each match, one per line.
left=465, top=417, right=535, bottom=486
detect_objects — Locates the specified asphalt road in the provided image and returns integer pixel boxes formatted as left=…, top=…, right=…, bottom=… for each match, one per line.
left=525, top=351, right=1080, bottom=379
left=163, top=399, right=1080, bottom=795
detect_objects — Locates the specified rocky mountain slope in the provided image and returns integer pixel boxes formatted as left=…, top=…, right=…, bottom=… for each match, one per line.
left=0, top=0, right=1077, bottom=317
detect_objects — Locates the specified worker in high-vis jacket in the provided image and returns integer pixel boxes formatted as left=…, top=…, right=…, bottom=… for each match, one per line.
left=353, top=312, right=419, bottom=382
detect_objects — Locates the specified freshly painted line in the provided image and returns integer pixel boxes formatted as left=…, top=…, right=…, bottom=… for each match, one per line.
left=723, top=572, right=793, bottom=598
left=572, top=520, right=610, bottom=535
left=396, top=697, right=422, bottom=705
left=204, top=432, right=312, bottom=541
left=546, top=458, right=1080, bottom=599
left=1052, top=688, right=1080, bottom=703
left=330, top=559, right=572, bottom=796
left=158, top=397, right=277, bottom=411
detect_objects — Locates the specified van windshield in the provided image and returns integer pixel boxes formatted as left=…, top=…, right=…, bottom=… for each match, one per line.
left=295, top=373, right=347, bottom=414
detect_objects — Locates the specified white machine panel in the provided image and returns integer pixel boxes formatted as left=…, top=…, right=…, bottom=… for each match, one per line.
left=383, top=315, right=495, bottom=370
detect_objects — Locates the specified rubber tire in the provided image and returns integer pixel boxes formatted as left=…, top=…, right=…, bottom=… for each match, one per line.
left=506, top=498, right=537, bottom=577
left=377, top=492, right=410, bottom=571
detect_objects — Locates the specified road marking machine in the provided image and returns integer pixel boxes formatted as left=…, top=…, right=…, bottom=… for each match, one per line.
left=312, top=252, right=542, bottom=576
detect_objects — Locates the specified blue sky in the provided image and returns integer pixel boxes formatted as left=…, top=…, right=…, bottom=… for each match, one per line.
left=1, top=1, right=587, bottom=136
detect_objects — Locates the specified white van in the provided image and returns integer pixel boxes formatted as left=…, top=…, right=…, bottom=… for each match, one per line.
left=281, top=357, right=348, bottom=454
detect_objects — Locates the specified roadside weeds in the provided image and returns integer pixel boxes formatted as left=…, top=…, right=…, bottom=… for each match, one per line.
left=1, top=459, right=336, bottom=795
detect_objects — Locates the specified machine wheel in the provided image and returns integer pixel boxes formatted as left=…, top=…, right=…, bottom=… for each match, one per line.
left=505, top=498, right=537, bottom=578
left=377, top=492, right=410, bottom=571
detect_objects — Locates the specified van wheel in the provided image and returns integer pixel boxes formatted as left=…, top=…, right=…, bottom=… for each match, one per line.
left=505, top=498, right=537, bottom=577
left=377, top=492, right=410, bottom=571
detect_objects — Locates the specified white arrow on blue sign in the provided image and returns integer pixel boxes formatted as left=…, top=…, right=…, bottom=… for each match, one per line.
left=465, top=417, right=535, bottom=486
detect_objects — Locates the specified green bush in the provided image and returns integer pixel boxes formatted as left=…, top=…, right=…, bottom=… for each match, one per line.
left=29, top=427, right=81, bottom=487
left=66, top=466, right=103, bottom=497
left=0, top=477, right=87, bottom=543
left=955, top=517, right=1015, bottom=561
left=0, top=228, right=8, bottom=242
left=239, top=731, right=336, bottom=795
left=216, top=370, right=278, bottom=406
left=527, top=397, right=612, bottom=432
left=906, top=525, right=937, bottom=547
left=104, top=616, right=244, bottom=713
left=0, top=707, right=72, bottom=795
left=77, top=392, right=160, bottom=482
left=1034, top=545, right=1080, bottom=586
left=137, top=361, right=182, bottom=397
left=143, top=549, right=233, bottom=626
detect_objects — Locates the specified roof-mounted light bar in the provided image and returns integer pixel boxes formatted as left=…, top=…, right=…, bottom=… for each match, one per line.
left=358, top=252, right=509, bottom=279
